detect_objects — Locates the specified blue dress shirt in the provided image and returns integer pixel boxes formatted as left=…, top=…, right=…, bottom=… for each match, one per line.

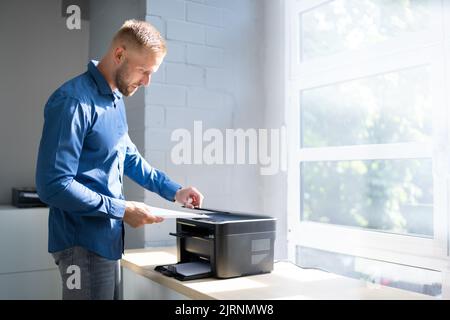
left=36, top=60, right=182, bottom=260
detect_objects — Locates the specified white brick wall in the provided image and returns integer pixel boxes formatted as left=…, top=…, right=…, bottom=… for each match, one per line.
left=205, top=68, right=228, bottom=89
left=151, top=64, right=165, bottom=83
left=143, top=0, right=265, bottom=247
left=165, top=106, right=232, bottom=129
left=146, top=83, right=186, bottom=106
left=186, top=2, right=223, bottom=27
left=165, top=41, right=186, bottom=63
left=165, top=63, right=204, bottom=85
left=187, top=87, right=225, bottom=109
left=167, top=20, right=205, bottom=44
left=204, top=0, right=225, bottom=8
left=147, top=0, right=185, bottom=20
left=187, top=44, right=223, bottom=67
left=205, top=26, right=226, bottom=47
left=145, top=15, right=165, bottom=36
left=144, top=129, right=174, bottom=151
left=146, top=150, right=167, bottom=171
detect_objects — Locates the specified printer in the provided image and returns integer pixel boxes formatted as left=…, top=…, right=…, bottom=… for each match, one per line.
left=11, top=187, right=47, bottom=208
left=155, top=208, right=276, bottom=281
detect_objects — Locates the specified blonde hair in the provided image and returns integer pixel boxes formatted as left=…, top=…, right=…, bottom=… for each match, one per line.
left=112, top=19, right=166, bottom=55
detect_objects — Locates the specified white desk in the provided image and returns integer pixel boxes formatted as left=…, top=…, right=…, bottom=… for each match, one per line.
left=121, top=247, right=434, bottom=300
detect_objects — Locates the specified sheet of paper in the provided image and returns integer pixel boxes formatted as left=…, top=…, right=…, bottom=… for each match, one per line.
left=147, top=206, right=209, bottom=219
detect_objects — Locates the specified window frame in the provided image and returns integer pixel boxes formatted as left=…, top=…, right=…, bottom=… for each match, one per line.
left=285, top=0, right=450, bottom=272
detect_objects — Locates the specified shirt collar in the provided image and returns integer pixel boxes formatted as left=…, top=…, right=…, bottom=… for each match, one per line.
left=88, top=60, right=123, bottom=102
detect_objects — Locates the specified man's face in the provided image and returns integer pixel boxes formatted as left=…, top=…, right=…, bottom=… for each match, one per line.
left=115, top=48, right=164, bottom=97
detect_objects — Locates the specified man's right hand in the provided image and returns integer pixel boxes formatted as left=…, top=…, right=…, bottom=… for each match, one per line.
left=123, top=201, right=164, bottom=228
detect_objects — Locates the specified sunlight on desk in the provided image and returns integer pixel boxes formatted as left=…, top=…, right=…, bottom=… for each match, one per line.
left=273, top=262, right=341, bottom=282
left=121, top=248, right=435, bottom=300
left=123, top=250, right=177, bottom=267
left=186, top=277, right=268, bottom=294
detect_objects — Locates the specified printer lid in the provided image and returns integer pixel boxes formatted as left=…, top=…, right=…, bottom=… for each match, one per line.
left=184, top=207, right=275, bottom=223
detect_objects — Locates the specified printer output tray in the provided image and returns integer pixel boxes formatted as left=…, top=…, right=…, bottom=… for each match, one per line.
left=155, top=261, right=212, bottom=281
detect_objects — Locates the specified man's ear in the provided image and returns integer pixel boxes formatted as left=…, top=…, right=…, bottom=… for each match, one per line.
left=113, top=46, right=126, bottom=65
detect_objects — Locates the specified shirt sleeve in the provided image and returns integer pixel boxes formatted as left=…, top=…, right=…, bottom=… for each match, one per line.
left=35, top=95, right=126, bottom=219
left=123, top=134, right=182, bottom=202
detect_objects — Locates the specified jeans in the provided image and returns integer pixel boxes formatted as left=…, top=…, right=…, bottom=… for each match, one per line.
left=52, top=246, right=121, bottom=300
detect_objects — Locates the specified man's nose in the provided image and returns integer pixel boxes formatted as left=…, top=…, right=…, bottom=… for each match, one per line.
left=141, top=74, right=151, bottom=86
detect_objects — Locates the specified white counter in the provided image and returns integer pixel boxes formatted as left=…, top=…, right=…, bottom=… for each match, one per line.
left=121, top=247, right=434, bottom=300
left=0, top=205, right=61, bottom=299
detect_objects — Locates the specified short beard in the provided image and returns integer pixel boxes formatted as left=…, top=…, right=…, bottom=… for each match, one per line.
left=115, top=61, right=136, bottom=97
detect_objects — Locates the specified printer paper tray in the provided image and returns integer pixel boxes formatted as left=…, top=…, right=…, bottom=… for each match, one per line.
left=155, top=261, right=213, bottom=281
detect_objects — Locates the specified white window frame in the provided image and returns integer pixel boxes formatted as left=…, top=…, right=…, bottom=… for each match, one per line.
left=285, top=0, right=450, bottom=274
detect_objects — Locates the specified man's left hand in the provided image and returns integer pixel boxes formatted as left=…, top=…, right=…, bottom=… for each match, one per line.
left=175, top=186, right=204, bottom=209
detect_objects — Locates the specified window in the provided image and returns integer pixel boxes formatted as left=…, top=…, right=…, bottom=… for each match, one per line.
left=301, top=159, right=433, bottom=236
left=300, top=0, right=433, bottom=61
left=300, top=66, right=432, bottom=147
left=285, top=0, right=450, bottom=294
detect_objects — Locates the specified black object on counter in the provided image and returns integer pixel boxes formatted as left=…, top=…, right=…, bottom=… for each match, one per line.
left=155, top=208, right=276, bottom=281
left=11, top=187, right=47, bottom=208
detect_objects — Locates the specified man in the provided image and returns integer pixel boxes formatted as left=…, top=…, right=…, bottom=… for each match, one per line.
left=35, top=20, right=204, bottom=300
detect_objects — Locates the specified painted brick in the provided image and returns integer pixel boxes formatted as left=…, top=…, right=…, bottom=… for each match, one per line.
left=144, top=190, right=173, bottom=210
left=146, top=84, right=186, bottom=106
left=206, top=68, right=228, bottom=90
left=165, top=41, right=185, bottom=63
left=186, top=172, right=232, bottom=196
left=206, top=26, right=227, bottom=47
left=199, top=194, right=233, bottom=209
left=166, top=106, right=211, bottom=129
left=144, top=129, right=173, bottom=151
left=151, top=64, right=165, bottom=83
left=146, top=0, right=185, bottom=20
left=204, top=0, right=226, bottom=8
left=167, top=20, right=205, bottom=44
left=187, top=44, right=224, bottom=67
left=166, top=63, right=204, bottom=86
left=187, top=87, right=224, bottom=109
left=145, top=150, right=166, bottom=171
left=186, top=2, right=223, bottom=27
left=145, top=15, right=165, bottom=36
left=186, top=0, right=205, bottom=3
left=166, top=106, right=232, bottom=130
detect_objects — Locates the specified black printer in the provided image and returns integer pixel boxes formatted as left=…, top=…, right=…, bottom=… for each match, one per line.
left=11, top=187, right=47, bottom=208
left=155, top=208, right=276, bottom=281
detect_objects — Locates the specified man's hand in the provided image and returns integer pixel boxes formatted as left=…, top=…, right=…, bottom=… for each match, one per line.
left=175, top=186, right=204, bottom=209
left=123, top=201, right=164, bottom=228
